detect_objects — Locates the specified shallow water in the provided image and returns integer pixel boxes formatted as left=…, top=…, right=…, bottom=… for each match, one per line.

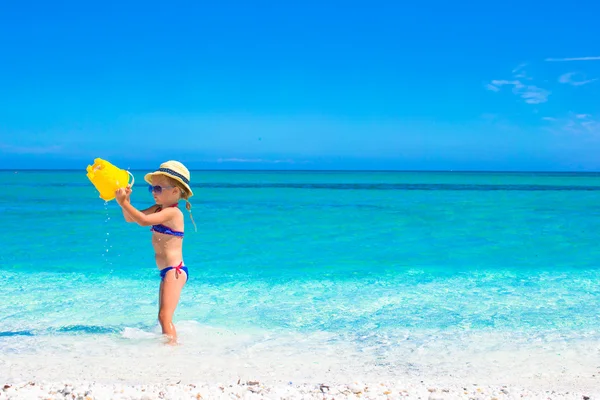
left=1, top=170, right=600, bottom=387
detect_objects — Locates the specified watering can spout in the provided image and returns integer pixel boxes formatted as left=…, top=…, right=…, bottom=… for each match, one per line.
left=86, top=158, right=135, bottom=201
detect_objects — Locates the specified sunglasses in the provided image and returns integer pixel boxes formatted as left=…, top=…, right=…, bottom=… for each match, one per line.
left=148, top=184, right=175, bottom=194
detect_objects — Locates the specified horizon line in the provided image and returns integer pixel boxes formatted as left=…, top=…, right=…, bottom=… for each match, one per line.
left=2, top=168, right=600, bottom=174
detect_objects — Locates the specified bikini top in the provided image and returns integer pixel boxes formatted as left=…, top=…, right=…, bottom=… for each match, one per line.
left=150, top=204, right=184, bottom=237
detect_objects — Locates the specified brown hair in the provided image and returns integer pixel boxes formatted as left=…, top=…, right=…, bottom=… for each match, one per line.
left=167, top=177, right=197, bottom=232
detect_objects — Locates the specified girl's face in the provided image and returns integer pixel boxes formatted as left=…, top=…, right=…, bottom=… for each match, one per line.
left=150, top=175, right=180, bottom=205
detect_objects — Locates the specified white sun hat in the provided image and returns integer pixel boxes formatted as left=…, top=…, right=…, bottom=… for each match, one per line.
left=144, top=160, right=193, bottom=198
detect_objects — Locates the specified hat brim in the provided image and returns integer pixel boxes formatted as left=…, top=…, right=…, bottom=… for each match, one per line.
left=144, top=171, right=194, bottom=198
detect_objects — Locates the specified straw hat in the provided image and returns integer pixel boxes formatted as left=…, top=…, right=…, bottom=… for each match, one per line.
left=144, top=161, right=193, bottom=198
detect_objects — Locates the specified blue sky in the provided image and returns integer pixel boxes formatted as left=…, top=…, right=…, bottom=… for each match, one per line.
left=1, top=0, right=599, bottom=170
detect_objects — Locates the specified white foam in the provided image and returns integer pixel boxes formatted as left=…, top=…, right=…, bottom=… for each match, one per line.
left=1, top=323, right=599, bottom=393
left=121, top=327, right=159, bottom=340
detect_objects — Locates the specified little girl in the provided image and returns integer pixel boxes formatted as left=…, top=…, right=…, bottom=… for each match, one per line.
left=115, top=160, right=195, bottom=344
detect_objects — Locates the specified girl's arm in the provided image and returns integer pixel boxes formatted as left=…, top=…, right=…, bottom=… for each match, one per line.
left=123, top=204, right=159, bottom=222
left=120, top=201, right=179, bottom=226
left=116, top=190, right=179, bottom=226
left=120, top=187, right=159, bottom=222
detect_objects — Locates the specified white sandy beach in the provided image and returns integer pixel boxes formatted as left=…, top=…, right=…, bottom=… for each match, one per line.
left=2, top=324, right=599, bottom=399
left=1, top=379, right=598, bottom=399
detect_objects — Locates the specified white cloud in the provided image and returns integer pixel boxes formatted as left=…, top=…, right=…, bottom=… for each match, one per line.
left=487, top=79, right=550, bottom=104
left=490, top=79, right=522, bottom=87
left=558, top=73, right=573, bottom=84
left=485, top=83, right=500, bottom=92
left=519, top=86, right=551, bottom=104
left=488, top=60, right=599, bottom=135
left=511, top=63, right=530, bottom=79
left=558, top=72, right=598, bottom=86
left=487, top=63, right=551, bottom=104
left=545, top=56, right=600, bottom=62
left=544, top=113, right=599, bottom=136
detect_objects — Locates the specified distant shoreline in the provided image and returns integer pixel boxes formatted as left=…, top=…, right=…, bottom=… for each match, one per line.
left=3, top=169, right=600, bottom=174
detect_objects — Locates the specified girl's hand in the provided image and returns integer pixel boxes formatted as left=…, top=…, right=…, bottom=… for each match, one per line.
left=125, top=185, right=132, bottom=201
left=115, top=187, right=130, bottom=205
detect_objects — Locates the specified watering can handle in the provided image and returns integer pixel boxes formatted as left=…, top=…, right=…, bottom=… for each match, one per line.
left=127, top=170, right=135, bottom=188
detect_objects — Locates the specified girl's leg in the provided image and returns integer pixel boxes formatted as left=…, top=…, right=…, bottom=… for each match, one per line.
left=158, top=269, right=187, bottom=344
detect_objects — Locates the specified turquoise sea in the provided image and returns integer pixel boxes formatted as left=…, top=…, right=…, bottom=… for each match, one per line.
left=1, top=170, right=600, bottom=386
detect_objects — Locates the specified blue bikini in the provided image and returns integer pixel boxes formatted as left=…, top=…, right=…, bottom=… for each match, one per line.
left=151, top=223, right=184, bottom=237
left=151, top=204, right=185, bottom=237
left=152, top=204, right=188, bottom=281
left=159, top=262, right=188, bottom=282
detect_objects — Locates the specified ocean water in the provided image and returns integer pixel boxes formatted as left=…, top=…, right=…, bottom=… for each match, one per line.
left=1, top=170, right=600, bottom=387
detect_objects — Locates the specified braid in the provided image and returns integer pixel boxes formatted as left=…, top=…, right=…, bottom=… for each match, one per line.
left=185, top=198, right=197, bottom=232
left=170, top=177, right=197, bottom=233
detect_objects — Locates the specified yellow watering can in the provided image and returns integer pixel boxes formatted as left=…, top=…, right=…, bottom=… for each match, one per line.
left=86, top=158, right=135, bottom=201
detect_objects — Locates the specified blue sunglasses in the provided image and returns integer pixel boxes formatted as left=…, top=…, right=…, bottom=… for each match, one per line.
left=148, top=184, right=175, bottom=194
